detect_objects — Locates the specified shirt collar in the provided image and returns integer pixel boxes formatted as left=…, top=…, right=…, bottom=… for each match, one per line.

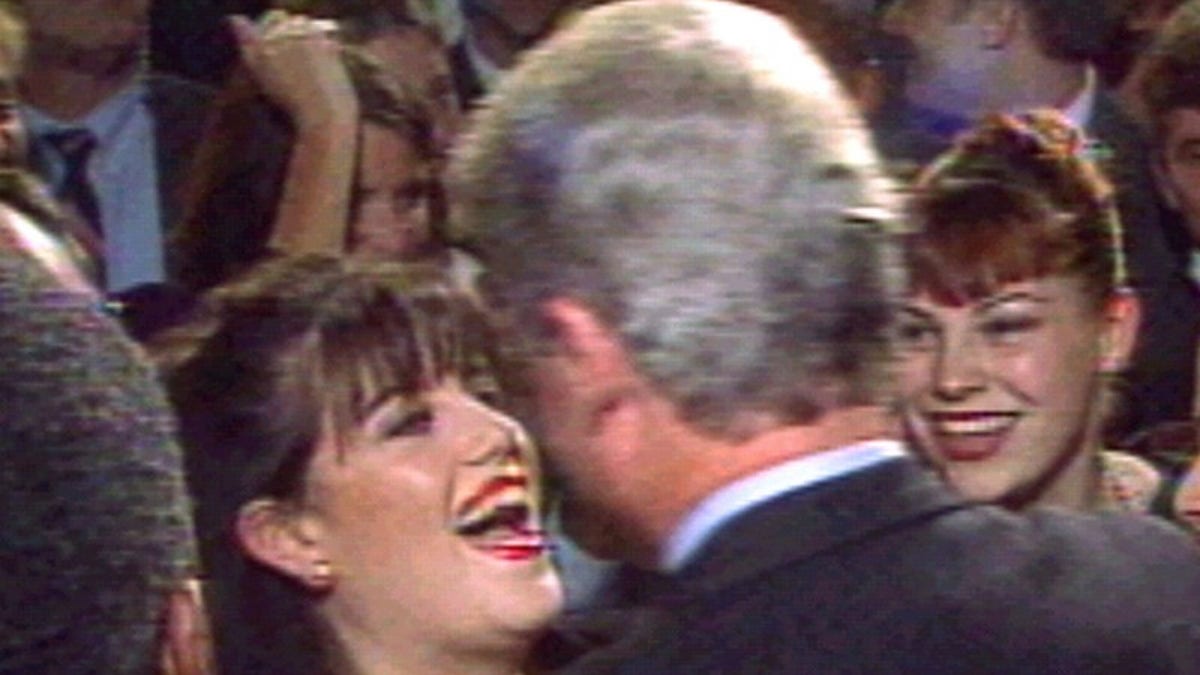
left=23, top=79, right=146, bottom=144
left=1059, top=65, right=1098, bottom=130
left=661, top=439, right=907, bottom=571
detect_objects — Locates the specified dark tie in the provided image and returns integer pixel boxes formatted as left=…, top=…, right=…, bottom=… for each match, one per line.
left=43, top=128, right=102, bottom=238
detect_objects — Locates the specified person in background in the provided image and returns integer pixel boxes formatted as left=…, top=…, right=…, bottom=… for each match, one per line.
left=896, top=110, right=1170, bottom=514
left=10, top=0, right=212, bottom=293
left=1136, top=0, right=1200, bottom=536
left=879, top=0, right=1194, bottom=443
left=451, top=1, right=1200, bottom=672
left=156, top=256, right=561, bottom=675
left=174, top=10, right=480, bottom=298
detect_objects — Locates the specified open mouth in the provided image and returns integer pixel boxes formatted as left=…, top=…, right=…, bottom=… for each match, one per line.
left=451, top=449, right=549, bottom=562
left=927, top=412, right=1019, bottom=436
left=924, top=412, right=1020, bottom=462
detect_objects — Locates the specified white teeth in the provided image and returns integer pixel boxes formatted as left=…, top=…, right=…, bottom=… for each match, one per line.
left=931, top=415, right=1015, bottom=435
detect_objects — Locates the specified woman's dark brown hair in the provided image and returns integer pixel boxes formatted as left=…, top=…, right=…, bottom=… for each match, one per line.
left=905, top=109, right=1125, bottom=311
left=154, top=255, right=497, bottom=675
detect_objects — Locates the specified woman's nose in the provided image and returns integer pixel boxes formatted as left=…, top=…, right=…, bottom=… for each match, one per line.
left=933, top=331, right=987, bottom=400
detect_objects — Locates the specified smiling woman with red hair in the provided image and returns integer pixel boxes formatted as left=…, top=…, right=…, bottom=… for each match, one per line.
left=895, top=110, right=1165, bottom=513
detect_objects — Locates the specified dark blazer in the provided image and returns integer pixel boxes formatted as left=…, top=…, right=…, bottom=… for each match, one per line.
left=565, top=457, right=1200, bottom=674
left=1087, top=90, right=1200, bottom=438
left=147, top=73, right=215, bottom=239
left=0, top=244, right=196, bottom=672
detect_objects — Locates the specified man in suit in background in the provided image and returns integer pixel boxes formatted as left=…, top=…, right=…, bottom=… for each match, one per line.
left=1139, top=0, right=1200, bottom=425
left=452, top=1, right=1200, bottom=671
left=13, top=0, right=211, bottom=294
left=879, top=0, right=1196, bottom=440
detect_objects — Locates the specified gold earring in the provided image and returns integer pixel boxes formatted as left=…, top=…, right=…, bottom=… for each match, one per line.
left=310, top=560, right=335, bottom=589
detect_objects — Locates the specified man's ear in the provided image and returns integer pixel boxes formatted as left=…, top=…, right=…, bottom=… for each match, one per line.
left=1100, top=289, right=1141, bottom=374
left=539, top=297, right=633, bottom=386
left=235, top=498, right=335, bottom=592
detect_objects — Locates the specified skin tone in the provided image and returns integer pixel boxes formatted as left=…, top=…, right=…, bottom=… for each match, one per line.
left=525, top=297, right=896, bottom=566
left=240, top=377, right=562, bottom=675
left=348, top=122, right=433, bottom=262
left=17, top=0, right=150, bottom=119
left=895, top=275, right=1138, bottom=509
left=230, top=13, right=359, bottom=256
left=1175, top=449, right=1200, bottom=536
left=1153, top=107, right=1200, bottom=245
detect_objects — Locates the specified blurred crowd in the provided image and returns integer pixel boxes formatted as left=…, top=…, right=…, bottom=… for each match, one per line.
left=8, top=0, right=1200, bottom=673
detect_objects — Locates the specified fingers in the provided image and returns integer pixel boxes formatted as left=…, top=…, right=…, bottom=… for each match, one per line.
left=159, top=578, right=217, bottom=675
left=228, top=11, right=339, bottom=54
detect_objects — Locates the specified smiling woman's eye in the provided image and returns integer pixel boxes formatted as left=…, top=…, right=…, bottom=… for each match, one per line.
left=382, top=407, right=435, bottom=438
left=978, top=315, right=1042, bottom=346
left=895, top=316, right=939, bottom=352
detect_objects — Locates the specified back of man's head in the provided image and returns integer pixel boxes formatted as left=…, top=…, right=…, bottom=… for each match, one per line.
left=0, top=249, right=198, bottom=673
left=452, top=0, right=903, bottom=440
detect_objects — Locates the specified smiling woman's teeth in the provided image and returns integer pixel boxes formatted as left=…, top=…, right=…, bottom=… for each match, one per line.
left=933, top=415, right=1016, bottom=435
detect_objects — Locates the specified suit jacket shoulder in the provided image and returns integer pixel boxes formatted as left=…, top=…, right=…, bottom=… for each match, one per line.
left=567, top=458, right=1200, bottom=674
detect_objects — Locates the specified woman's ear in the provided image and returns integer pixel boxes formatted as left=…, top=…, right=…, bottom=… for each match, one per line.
left=236, top=498, right=336, bottom=592
left=1100, top=289, right=1141, bottom=374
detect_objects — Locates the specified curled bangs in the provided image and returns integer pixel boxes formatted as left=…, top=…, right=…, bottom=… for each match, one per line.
left=905, top=180, right=1087, bottom=306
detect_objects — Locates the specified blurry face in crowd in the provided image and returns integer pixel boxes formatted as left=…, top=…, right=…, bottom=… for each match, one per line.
left=1155, top=108, right=1200, bottom=245
left=349, top=122, right=433, bottom=262
left=1175, top=451, right=1200, bottom=536
left=0, top=53, right=24, bottom=167
left=362, top=25, right=462, bottom=156
left=879, top=0, right=991, bottom=117
left=18, top=0, right=148, bottom=51
left=296, top=376, right=562, bottom=660
left=896, top=275, right=1129, bottom=505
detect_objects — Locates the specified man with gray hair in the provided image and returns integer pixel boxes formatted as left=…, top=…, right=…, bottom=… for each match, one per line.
left=452, top=1, right=1200, bottom=672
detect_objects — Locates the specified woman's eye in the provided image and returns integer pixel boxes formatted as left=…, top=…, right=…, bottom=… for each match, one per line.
left=392, top=183, right=426, bottom=212
left=896, top=319, right=938, bottom=351
left=382, top=408, right=435, bottom=438
left=978, top=316, right=1041, bottom=344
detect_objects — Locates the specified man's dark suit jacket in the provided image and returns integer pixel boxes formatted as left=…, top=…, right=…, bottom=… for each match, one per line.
left=566, top=457, right=1200, bottom=674
left=1087, top=91, right=1200, bottom=439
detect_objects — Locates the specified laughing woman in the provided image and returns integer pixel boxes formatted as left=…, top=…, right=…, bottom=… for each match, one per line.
left=154, top=256, right=561, bottom=674
left=895, top=110, right=1166, bottom=513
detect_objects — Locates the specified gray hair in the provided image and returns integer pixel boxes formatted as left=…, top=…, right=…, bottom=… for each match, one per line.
left=451, top=0, right=905, bottom=438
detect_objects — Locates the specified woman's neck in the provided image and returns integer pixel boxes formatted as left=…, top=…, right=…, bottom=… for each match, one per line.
left=1029, top=444, right=1103, bottom=511
left=328, top=626, right=529, bottom=675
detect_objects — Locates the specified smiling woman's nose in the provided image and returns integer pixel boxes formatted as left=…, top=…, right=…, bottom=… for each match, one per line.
left=933, top=333, right=987, bottom=400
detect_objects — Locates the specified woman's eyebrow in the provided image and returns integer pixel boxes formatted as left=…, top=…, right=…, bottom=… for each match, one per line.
left=977, top=291, right=1050, bottom=313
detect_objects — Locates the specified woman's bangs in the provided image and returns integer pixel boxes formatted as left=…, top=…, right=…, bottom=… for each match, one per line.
left=907, top=183, right=1073, bottom=304
left=317, top=291, right=436, bottom=445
